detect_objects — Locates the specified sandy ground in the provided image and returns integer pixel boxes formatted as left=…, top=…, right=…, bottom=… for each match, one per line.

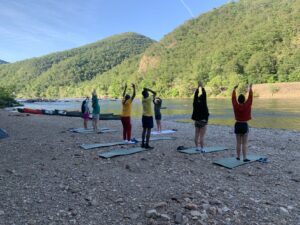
left=0, top=110, right=299, bottom=225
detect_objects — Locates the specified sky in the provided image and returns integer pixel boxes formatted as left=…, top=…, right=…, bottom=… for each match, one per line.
left=0, top=0, right=229, bottom=62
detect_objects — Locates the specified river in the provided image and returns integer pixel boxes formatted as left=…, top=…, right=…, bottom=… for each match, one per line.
left=18, top=98, right=300, bottom=131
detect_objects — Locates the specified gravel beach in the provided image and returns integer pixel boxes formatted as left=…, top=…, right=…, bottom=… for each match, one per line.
left=0, top=109, right=299, bottom=225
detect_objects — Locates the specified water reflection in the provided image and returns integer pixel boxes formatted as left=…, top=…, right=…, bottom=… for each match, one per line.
left=20, top=98, right=300, bottom=131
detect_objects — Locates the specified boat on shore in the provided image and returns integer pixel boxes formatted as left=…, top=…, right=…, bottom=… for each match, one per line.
left=17, top=108, right=120, bottom=120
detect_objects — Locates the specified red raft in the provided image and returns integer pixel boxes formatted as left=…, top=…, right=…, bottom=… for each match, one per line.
left=22, top=108, right=43, bottom=114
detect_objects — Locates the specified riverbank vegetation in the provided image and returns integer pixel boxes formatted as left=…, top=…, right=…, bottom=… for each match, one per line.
left=0, top=0, right=299, bottom=98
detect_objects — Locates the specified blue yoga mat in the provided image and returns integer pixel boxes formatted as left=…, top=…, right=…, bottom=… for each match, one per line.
left=213, top=155, right=267, bottom=169
left=69, top=127, right=115, bottom=134
left=0, top=128, right=9, bottom=139
left=98, top=147, right=147, bottom=158
left=81, top=136, right=175, bottom=150
left=178, top=146, right=228, bottom=154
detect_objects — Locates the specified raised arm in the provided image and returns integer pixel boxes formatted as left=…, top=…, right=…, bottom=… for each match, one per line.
left=145, top=88, right=157, bottom=100
left=245, top=84, right=253, bottom=106
left=131, top=83, right=136, bottom=100
left=232, top=85, right=238, bottom=107
left=122, top=84, right=127, bottom=97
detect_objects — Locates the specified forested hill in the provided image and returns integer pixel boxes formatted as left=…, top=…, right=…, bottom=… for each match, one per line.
left=0, top=60, right=8, bottom=64
left=1, top=0, right=300, bottom=98
left=79, top=0, right=300, bottom=98
left=0, top=33, right=155, bottom=97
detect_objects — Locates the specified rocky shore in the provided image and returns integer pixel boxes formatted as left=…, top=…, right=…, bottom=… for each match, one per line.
left=0, top=110, right=299, bottom=225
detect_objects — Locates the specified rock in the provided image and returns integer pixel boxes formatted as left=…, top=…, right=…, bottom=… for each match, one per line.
left=210, top=199, right=222, bottom=205
left=0, top=210, right=4, bottom=215
left=207, top=206, right=217, bottom=215
left=130, top=213, right=139, bottom=220
left=191, top=210, right=201, bottom=217
left=154, top=202, right=167, bottom=209
left=185, top=203, right=198, bottom=210
left=160, top=214, right=171, bottom=221
left=201, top=203, right=210, bottom=210
left=279, top=207, right=289, bottom=216
left=174, top=213, right=183, bottom=224
left=115, top=198, right=123, bottom=203
left=146, top=209, right=159, bottom=218
left=196, top=220, right=207, bottom=225
left=200, top=211, right=208, bottom=220
left=184, top=197, right=191, bottom=202
left=222, top=206, right=230, bottom=213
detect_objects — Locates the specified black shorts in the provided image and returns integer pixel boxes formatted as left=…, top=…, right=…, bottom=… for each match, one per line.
left=234, top=122, right=249, bottom=134
left=155, top=114, right=161, bottom=120
left=142, top=116, right=154, bottom=129
left=195, top=120, right=208, bottom=128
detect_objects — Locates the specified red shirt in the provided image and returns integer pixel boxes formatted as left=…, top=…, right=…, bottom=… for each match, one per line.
left=232, top=90, right=253, bottom=122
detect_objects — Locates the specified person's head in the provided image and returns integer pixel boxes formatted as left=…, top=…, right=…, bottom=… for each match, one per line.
left=86, top=96, right=89, bottom=100
left=125, top=94, right=130, bottom=100
left=154, top=97, right=161, bottom=104
left=142, top=89, right=149, bottom=98
left=238, top=94, right=245, bottom=104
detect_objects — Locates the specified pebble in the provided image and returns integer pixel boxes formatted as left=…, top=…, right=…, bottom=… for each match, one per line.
left=174, top=213, right=183, bottom=224
left=185, top=203, right=198, bottom=210
left=222, top=206, right=230, bottom=212
left=155, top=202, right=168, bottom=209
left=146, top=209, right=159, bottom=218
left=191, top=210, right=201, bottom=217
left=0, top=210, right=4, bottom=215
left=279, top=207, right=289, bottom=216
left=160, top=214, right=171, bottom=221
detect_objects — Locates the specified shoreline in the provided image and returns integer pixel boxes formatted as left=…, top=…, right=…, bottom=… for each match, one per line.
left=0, top=109, right=299, bottom=224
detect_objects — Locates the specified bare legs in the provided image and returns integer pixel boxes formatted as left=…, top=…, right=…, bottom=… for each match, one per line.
left=83, top=119, right=88, bottom=129
left=235, top=134, right=248, bottom=160
left=194, top=125, right=207, bottom=149
left=92, top=118, right=98, bottom=131
left=142, top=128, right=151, bottom=147
left=156, top=120, right=161, bottom=132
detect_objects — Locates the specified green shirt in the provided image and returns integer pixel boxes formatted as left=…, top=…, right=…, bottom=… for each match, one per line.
left=92, top=95, right=100, bottom=114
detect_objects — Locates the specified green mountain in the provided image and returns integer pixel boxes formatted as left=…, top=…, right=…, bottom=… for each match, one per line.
left=79, top=0, right=300, bottom=97
left=0, top=60, right=8, bottom=64
left=1, top=0, right=300, bottom=98
left=0, top=33, right=155, bottom=97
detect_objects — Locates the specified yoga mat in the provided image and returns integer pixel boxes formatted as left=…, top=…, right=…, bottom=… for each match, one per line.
left=69, top=127, right=113, bottom=134
left=0, top=128, right=9, bottom=139
left=98, top=147, right=147, bottom=158
left=213, top=155, right=267, bottom=169
left=178, top=146, right=228, bottom=154
left=151, top=130, right=177, bottom=135
left=81, top=136, right=175, bottom=150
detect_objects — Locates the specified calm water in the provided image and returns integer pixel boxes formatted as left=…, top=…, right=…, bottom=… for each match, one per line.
left=19, top=98, right=300, bottom=131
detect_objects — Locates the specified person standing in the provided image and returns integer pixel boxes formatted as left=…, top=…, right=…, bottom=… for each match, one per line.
left=121, top=83, right=136, bottom=143
left=92, top=90, right=100, bottom=132
left=232, top=84, right=253, bottom=162
left=191, top=81, right=209, bottom=151
left=141, top=88, right=156, bottom=149
left=153, top=97, right=162, bottom=132
left=81, top=96, right=90, bottom=129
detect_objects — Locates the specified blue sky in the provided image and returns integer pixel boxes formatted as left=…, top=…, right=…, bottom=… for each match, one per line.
left=0, top=0, right=229, bottom=62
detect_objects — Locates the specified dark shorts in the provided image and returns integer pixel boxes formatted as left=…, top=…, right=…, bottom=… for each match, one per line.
left=155, top=114, right=161, bottom=120
left=234, top=122, right=249, bottom=134
left=195, top=120, right=207, bottom=128
left=142, top=116, right=154, bottom=129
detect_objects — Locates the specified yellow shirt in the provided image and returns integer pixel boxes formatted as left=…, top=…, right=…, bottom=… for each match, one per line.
left=142, top=97, right=153, bottom=116
left=121, top=98, right=132, bottom=117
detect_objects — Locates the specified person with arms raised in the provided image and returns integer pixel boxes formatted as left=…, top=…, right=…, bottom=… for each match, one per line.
left=232, top=84, right=253, bottom=162
left=191, top=81, right=209, bottom=152
left=121, top=83, right=136, bottom=144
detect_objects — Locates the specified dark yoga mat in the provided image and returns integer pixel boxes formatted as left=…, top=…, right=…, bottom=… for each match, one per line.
left=213, top=155, right=267, bottom=169
left=98, top=147, right=147, bottom=158
left=69, top=127, right=115, bottom=134
left=177, top=146, right=228, bottom=154
left=0, top=128, right=9, bottom=139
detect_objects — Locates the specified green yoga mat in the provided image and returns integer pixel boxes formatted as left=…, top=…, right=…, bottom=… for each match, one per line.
left=98, top=147, right=147, bottom=158
left=81, top=136, right=175, bottom=150
left=178, top=146, right=228, bottom=154
left=213, top=155, right=267, bottom=169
